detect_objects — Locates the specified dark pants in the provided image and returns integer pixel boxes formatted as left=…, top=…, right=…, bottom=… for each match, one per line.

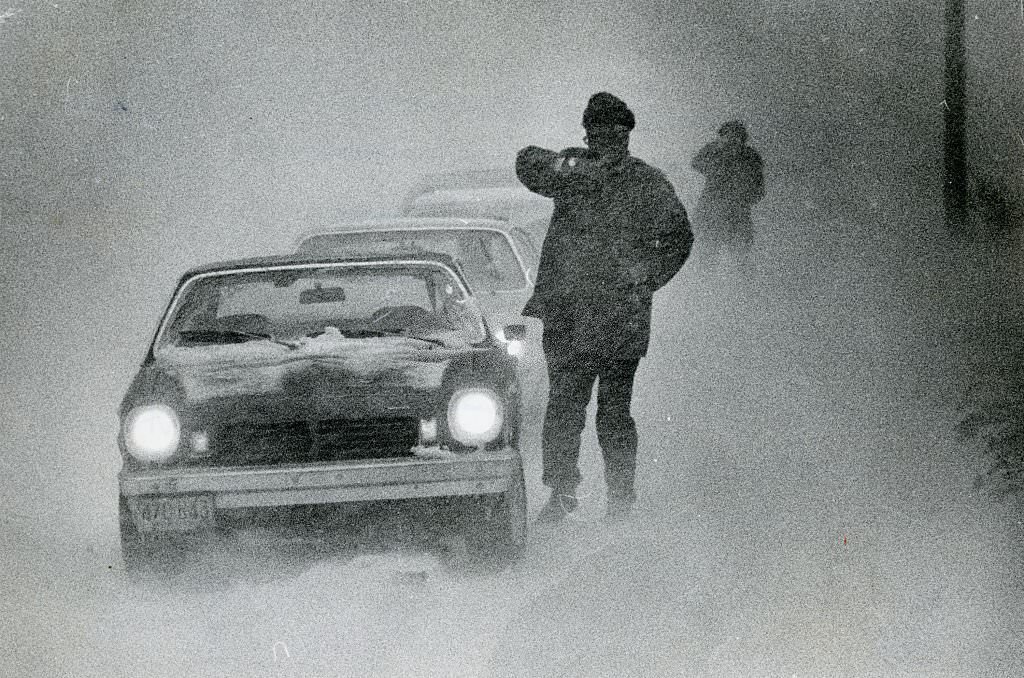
left=540, top=353, right=642, bottom=503
left=694, top=196, right=754, bottom=256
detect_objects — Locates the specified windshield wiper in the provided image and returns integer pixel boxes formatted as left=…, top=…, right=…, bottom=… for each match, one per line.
left=178, top=329, right=299, bottom=349
left=348, top=328, right=447, bottom=347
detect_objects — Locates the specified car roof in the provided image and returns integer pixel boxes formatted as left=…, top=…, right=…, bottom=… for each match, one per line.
left=179, top=250, right=466, bottom=282
left=402, top=169, right=552, bottom=220
left=406, top=187, right=551, bottom=219
left=293, top=216, right=524, bottom=250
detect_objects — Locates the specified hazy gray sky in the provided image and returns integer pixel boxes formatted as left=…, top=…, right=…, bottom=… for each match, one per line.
left=2, top=1, right=1017, bottom=261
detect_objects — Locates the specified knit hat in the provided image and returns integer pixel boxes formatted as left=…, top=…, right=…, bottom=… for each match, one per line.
left=582, top=92, right=635, bottom=131
left=718, top=120, right=748, bottom=140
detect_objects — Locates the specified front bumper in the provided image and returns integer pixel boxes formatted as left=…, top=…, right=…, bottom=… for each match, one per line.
left=119, top=449, right=519, bottom=509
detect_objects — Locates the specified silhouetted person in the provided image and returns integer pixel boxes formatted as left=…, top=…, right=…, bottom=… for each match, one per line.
left=515, top=92, right=693, bottom=522
left=691, top=120, right=764, bottom=264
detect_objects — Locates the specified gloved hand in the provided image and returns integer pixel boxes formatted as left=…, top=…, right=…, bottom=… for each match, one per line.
left=553, top=147, right=606, bottom=177
left=517, top=146, right=606, bottom=197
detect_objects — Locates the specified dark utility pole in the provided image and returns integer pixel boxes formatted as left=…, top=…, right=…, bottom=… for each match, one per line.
left=944, top=0, right=969, bottom=230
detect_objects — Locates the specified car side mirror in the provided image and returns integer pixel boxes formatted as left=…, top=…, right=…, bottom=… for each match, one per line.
left=503, top=323, right=526, bottom=341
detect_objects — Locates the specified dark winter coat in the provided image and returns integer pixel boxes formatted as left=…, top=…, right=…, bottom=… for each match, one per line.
left=691, top=141, right=764, bottom=241
left=691, top=141, right=764, bottom=205
left=515, top=145, right=693, bottom=367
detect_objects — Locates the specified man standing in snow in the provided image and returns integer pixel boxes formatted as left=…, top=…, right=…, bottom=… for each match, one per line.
left=515, top=92, right=693, bottom=521
left=690, top=120, right=765, bottom=265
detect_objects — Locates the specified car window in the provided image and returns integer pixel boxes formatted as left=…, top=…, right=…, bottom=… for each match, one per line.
left=299, top=229, right=529, bottom=293
left=219, top=273, right=429, bottom=322
left=156, top=263, right=487, bottom=352
left=508, top=226, right=540, bottom=283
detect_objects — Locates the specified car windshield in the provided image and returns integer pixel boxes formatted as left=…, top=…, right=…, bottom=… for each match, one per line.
left=298, top=229, right=529, bottom=293
left=154, top=261, right=487, bottom=354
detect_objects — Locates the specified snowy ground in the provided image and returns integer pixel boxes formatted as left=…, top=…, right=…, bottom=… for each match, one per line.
left=2, top=201, right=1023, bottom=677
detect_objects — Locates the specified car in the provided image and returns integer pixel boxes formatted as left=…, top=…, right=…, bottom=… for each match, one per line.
left=294, top=218, right=548, bottom=413
left=406, top=184, right=551, bottom=229
left=117, top=251, right=528, bottom=571
left=401, top=167, right=553, bottom=244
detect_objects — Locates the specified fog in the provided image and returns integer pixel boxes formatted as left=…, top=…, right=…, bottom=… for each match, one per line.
left=2, top=1, right=1023, bottom=676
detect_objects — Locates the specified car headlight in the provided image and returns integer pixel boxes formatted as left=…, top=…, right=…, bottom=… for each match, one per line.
left=447, top=388, right=504, bottom=446
left=123, top=404, right=180, bottom=462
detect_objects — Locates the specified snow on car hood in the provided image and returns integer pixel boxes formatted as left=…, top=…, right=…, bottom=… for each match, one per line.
left=155, top=327, right=465, bottom=402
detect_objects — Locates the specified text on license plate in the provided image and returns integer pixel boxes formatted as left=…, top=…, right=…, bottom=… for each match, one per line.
left=129, top=495, right=214, bottom=533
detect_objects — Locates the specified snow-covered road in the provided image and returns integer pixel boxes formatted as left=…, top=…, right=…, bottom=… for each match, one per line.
left=2, top=209, right=1023, bottom=677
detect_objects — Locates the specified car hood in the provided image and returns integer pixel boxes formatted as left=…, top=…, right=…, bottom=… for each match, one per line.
left=144, top=332, right=491, bottom=424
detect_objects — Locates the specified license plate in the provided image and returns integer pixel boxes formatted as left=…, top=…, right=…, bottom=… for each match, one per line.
left=129, top=495, right=214, bottom=533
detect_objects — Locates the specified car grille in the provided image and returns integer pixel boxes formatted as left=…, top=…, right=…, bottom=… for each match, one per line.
left=206, top=418, right=419, bottom=466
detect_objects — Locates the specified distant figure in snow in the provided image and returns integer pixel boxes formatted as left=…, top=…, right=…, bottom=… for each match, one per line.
left=691, top=120, right=764, bottom=264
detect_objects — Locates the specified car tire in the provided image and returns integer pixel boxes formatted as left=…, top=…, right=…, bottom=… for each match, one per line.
left=465, top=453, right=528, bottom=567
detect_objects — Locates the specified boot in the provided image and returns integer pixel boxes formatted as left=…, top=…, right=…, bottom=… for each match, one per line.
left=605, top=484, right=635, bottom=521
left=535, top=490, right=578, bottom=524
left=605, top=496, right=634, bottom=520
